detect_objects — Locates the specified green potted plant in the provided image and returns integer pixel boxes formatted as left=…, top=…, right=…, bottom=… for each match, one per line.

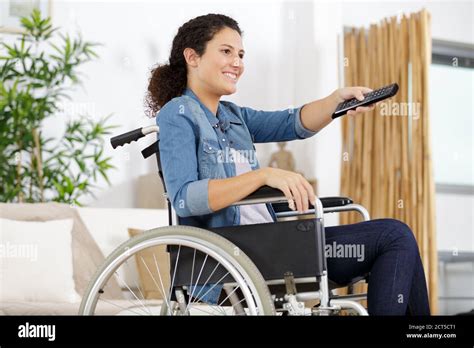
left=0, top=9, right=117, bottom=206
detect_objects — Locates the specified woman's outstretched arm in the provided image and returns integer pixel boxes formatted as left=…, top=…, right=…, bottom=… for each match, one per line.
left=300, top=86, right=375, bottom=133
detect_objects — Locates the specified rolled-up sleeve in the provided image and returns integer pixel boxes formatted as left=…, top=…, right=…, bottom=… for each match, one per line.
left=185, top=178, right=212, bottom=216
left=157, top=101, right=213, bottom=217
left=235, top=103, right=317, bottom=143
left=294, top=105, right=318, bottom=139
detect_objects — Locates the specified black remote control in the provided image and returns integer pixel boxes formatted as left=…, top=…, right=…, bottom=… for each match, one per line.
left=332, top=83, right=399, bottom=119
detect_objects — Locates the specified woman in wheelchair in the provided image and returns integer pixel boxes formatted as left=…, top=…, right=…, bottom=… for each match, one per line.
left=145, top=14, right=430, bottom=315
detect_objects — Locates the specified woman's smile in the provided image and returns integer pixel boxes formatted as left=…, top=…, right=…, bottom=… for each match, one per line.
left=222, top=71, right=238, bottom=83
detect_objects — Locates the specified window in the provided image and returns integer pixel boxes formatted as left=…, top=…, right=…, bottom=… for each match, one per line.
left=430, top=39, right=474, bottom=193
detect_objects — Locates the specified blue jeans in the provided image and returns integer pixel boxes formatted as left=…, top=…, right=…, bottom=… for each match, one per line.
left=325, top=218, right=431, bottom=315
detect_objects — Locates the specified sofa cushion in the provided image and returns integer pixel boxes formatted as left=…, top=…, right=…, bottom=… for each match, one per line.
left=0, top=203, right=123, bottom=300
left=0, top=217, right=79, bottom=302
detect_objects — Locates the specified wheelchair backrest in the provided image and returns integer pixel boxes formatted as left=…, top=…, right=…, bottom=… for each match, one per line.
left=135, top=132, right=175, bottom=226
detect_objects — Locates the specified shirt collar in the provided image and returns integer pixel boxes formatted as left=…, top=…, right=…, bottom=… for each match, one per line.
left=183, top=87, right=241, bottom=131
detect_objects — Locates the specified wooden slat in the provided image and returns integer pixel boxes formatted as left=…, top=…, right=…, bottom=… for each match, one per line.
left=420, top=9, right=438, bottom=314
left=400, top=15, right=409, bottom=224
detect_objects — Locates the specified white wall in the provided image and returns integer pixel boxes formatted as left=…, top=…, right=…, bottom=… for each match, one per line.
left=341, top=0, right=474, bottom=43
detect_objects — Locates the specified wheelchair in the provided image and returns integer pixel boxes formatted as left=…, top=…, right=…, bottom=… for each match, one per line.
left=79, top=125, right=371, bottom=316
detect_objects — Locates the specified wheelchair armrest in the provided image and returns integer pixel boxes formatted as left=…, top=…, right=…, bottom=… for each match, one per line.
left=233, top=185, right=287, bottom=206
left=235, top=185, right=352, bottom=210
left=234, top=187, right=345, bottom=218
left=320, top=196, right=353, bottom=208
left=272, top=196, right=353, bottom=213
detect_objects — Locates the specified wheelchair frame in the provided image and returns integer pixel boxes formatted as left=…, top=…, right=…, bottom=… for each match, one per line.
left=83, top=125, right=372, bottom=316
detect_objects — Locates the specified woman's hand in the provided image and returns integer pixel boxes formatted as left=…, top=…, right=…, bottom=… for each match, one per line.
left=332, top=86, right=376, bottom=116
left=260, top=167, right=315, bottom=212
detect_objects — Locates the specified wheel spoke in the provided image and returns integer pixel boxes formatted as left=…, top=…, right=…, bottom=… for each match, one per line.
left=185, top=254, right=208, bottom=313
left=218, top=285, right=241, bottom=307
left=192, top=272, right=229, bottom=304
left=152, top=253, right=172, bottom=309
left=125, top=259, right=148, bottom=303
left=141, top=256, right=172, bottom=312
left=113, top=271, right=153, bottom=315
left=188, top=262, right=221, bottom=306
left=167, top=245, right=181, bottom=309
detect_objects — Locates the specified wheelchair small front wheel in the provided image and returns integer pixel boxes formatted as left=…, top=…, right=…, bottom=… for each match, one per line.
left=79, top=225, right=275, bottom=315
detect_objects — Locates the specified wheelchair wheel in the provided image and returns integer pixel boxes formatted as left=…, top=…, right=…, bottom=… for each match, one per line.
left=79, top=225, right=276, bottom=315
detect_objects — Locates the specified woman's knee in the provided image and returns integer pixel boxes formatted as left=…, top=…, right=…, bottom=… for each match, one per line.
left=378, top=218, right=419, bottom=252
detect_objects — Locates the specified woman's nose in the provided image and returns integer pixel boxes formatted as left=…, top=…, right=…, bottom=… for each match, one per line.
left=232, top=57, right=240, bottom=66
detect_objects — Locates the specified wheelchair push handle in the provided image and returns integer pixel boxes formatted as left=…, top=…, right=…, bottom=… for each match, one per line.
left=110, top=125, right=159, bottom=149
left=110, top=128, right=145, bottom=148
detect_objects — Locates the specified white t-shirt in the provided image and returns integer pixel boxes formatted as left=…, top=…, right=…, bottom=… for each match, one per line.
left=229, top=148, right=274, bottom=225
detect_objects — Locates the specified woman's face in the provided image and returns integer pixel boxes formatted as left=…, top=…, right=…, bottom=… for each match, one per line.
left=191, top=27, right=245, bottom=96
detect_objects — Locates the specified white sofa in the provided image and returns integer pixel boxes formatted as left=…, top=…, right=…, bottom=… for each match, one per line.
left=0, top=203, right=169, bottom=315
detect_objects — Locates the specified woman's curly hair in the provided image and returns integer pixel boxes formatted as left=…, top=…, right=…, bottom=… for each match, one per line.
left=145, top=14, right=242, bottom=117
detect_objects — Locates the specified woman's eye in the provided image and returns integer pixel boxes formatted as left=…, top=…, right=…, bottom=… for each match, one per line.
left=222, top=49, right=244, bottom=59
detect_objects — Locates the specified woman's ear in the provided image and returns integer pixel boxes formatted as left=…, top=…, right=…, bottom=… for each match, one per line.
left=183, top=48, right=199, bottom=68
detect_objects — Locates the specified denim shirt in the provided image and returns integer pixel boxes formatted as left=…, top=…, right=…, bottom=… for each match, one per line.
left=157, top=87, right=317, bottom=230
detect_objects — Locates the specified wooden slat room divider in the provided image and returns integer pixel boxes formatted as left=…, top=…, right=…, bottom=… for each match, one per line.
left=341, top=9, right=438, bottom=313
